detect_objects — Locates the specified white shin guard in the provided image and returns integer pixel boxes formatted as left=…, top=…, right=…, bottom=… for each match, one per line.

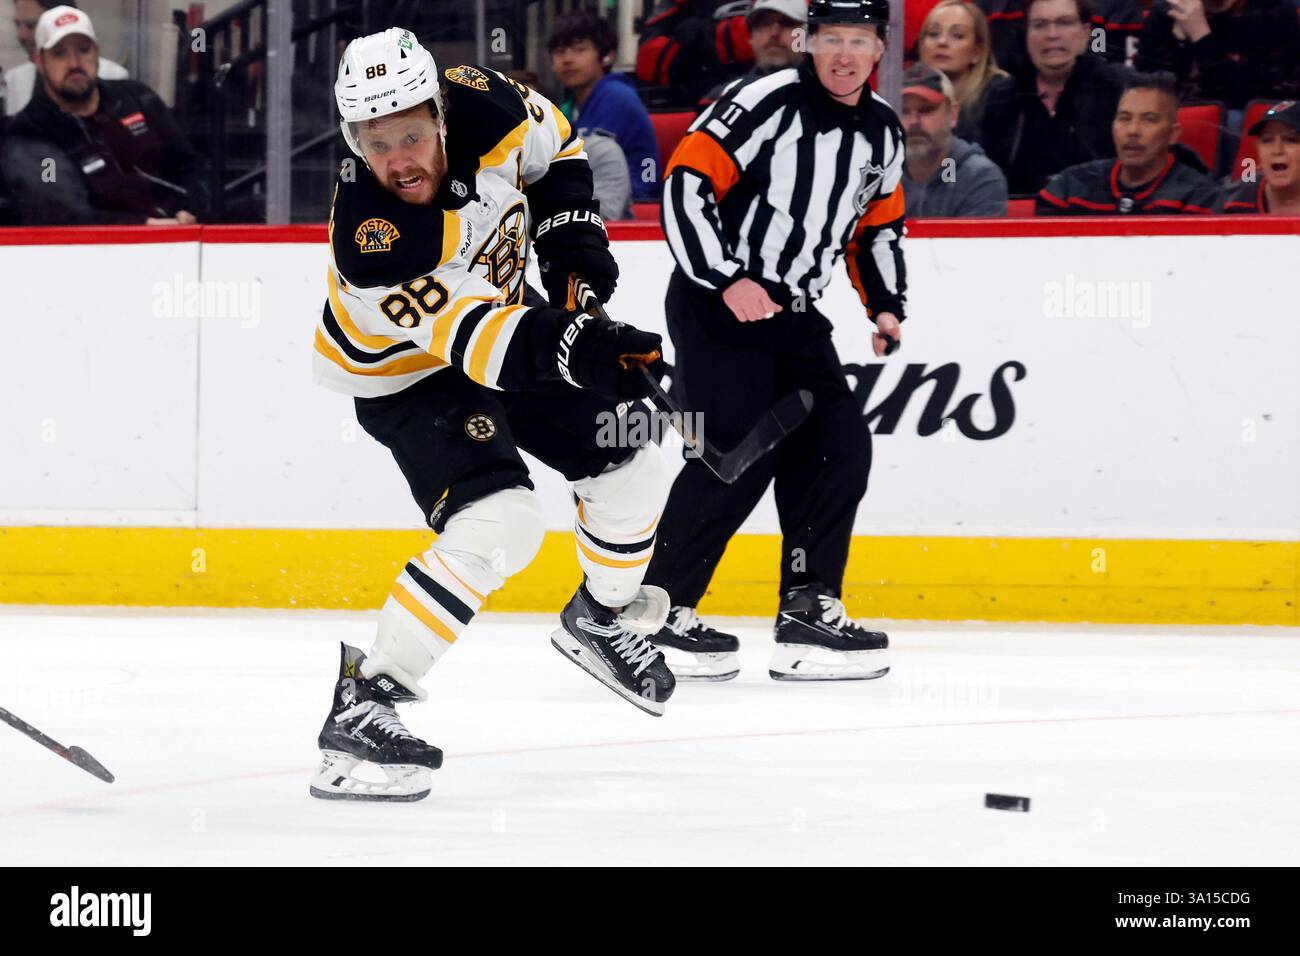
left=572, top=445, right=671, bottom=609
left=363, top=486, right=546, bottom=695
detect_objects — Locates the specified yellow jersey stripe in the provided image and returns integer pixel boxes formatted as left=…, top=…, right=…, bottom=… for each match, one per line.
left=418, top=552, right=488, bottom=606
left=478, top=117, right=530, bottom=172
left=314, top=328, right=445, bottom=377
left=441, top=209, right=460, bottom=266
left=391, top=582, right=460, bottom=645
left=327, top=265, right=401, bottom=351
left=468, top=304, right=526, bottom=383
left=576, top=538, right=653, bottom=569
left=550, top=103, right=574, bottom=147
left=427, top=294, right=496, bottom=362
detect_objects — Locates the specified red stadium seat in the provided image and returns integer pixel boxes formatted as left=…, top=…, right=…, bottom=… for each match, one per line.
left=1177, top=102, right=1225, bottom=172
left=1006, top=198, right=1036, bottom=218
left=632, top=201, right=661, bottom=221
left=1230, top=100, right=1280, bottom=182
left=650, top=111, right=696, bottom=165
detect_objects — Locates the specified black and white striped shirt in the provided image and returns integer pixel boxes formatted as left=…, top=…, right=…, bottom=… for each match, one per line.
left=662, top=60, right=907, bottom=318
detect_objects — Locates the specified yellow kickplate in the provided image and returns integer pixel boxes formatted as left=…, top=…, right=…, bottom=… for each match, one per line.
left=0, top=527, right=1294, bottom=626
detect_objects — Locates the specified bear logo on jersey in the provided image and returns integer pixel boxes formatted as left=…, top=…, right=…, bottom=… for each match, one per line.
left=465, top=413, right=497, bottom=441
left=472, top=202, right=528, bottom=304
left=445, top=65, right=490, bottom=91
left=355, top=218, right=400, bottom=253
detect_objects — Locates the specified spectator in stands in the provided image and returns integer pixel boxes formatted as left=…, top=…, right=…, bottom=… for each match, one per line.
left=901, top=63, right=1009, bottom=215
left=1220, top=100, right=1300, bottom=214
left=1036, top=72, right=1219, bottom=213
left=584, top=130, right=636, bottom=220
left=1134, top=0, right=1300, bottom=111
left=0, top=6, right=208, bottom=225
left=504, top=67, right=634, bottom=220
left=977, top=0, right=1130, bottom=195
left=916, top=0, right=1007, bottom=138
left=977, top=0, right=1143, bottom=75
left=5, top=0, right=127, bottom=117
left=636, top=0, right=754, bottom=108
left=700, top=0, right=806, bottom=108
left=549, top=11, right=660, bottom=201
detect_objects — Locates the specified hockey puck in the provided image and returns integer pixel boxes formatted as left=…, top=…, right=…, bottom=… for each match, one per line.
left=985, top=793, right=1030, bottom=812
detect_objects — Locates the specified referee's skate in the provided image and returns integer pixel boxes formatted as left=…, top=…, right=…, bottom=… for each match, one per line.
left=770, top=584, right=890, bottom=681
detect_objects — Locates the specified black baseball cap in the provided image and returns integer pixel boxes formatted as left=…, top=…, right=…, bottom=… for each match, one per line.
left=1248, top=100, right=1300, bottom=136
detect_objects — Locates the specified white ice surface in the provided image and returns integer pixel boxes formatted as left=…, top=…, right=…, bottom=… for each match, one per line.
left=1, top=608, right=1298, bottom=866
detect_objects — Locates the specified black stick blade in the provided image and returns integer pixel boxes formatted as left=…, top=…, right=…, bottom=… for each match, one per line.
left=713, top=389, right=815, bottom=483
left=67, top=746, right=115, bottom=784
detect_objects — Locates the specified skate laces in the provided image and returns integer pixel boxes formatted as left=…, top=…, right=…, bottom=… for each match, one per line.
left=578, top=615, right=662, bottom=676
left=609, top=629, right=661, bottom=676
left=669, top=607, right=700, bottom=636
left=336, top=699, right=416, bottom=741
left=817, top=595, right=851, bottom=630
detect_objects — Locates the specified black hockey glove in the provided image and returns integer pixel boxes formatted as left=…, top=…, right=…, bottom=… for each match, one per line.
left=535, top=211, right=618, bottom=308
left=554, top=311, right=664, bottom=401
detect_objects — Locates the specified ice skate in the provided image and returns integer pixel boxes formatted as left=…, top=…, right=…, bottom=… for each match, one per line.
left=551, top=583, right=676, bottom=715
left=650, top=607, right=741, bottom=681
left=770, top=584, right=890, bottom=681
left=309, top=643, right=443, bottom=801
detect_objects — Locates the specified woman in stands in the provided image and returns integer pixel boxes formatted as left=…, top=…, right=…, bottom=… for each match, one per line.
left=1221, top=101, right=1300, bottom=215
left=916, top=0, right=1006, bottom=140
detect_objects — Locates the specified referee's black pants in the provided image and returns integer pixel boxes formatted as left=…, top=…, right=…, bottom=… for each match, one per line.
left=646, top=268, right=872, bottom=608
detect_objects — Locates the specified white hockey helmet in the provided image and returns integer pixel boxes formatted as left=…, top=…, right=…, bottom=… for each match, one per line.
left=335, top=28, right=443, bottom=158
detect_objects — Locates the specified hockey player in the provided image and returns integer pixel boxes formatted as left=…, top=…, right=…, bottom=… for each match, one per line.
left=648, top=0, right=905, bottom=682
left=309, top=29, right=675, bottom=801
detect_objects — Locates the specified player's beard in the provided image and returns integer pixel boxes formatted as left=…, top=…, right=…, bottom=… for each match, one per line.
left=382, top=144, right=447, bottom=205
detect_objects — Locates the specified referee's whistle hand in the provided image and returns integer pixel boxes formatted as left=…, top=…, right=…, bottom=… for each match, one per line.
left=872, top=312, right=901, bottom=357
left=723, top=278, right=783, bottom=323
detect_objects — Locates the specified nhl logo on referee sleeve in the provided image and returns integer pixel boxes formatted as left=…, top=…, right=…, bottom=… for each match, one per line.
left=853, top=163, right=887, bottom=214
left=465, top=413, right=497, bottom=441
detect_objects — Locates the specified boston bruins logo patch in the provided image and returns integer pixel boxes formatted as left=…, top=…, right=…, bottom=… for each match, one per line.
left=445, top=65, right=490, bottom=91
left=465, top=413, right=497, bottom=441
left=355, top=217, right=400, bottom=253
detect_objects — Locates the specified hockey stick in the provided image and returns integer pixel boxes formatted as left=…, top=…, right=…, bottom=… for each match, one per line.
left=572, top=279, right=814, bottom=484
left=0, top=705, right=115, bottom=783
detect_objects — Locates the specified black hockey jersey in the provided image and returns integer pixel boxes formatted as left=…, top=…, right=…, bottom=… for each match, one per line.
left=1219, top=179, right=1269, bottom=214
left=315, top=66, right=597, bottom=397
left=1035, top=154, right=1220, bottom=215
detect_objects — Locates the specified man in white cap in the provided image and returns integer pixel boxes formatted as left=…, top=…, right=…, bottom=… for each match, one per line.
left=701, top=0, right=808, bottom=108
left=0, top=4, right=207, bottom=224
left=4, top=0, right=128, bottom=117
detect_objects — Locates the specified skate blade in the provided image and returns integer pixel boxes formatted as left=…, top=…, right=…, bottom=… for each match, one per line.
left=769, top=643, right=890, bottom=682
left=551, top=630, right=666, bottom=716
left=308, top=750, right=432, bottom=802
left=658, top=646, right=740, bottom=682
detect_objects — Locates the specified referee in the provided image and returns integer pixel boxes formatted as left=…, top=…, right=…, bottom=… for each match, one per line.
left=647, top=0, right=905, bottom=682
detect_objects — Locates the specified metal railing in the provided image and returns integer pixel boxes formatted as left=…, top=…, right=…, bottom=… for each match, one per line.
left=178, top=0, right=653, bottom=222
